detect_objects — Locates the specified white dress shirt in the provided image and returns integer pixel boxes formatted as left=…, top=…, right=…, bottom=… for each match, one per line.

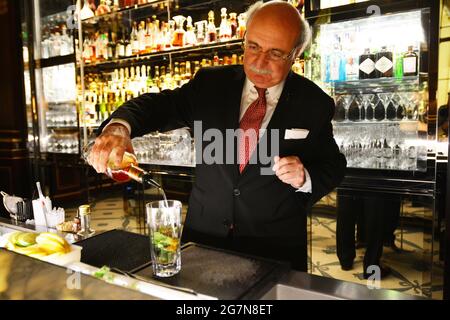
left=107, top=77, right=312, bottom=193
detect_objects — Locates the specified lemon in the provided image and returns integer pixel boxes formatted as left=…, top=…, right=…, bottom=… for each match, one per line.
left=16, top=233, right=38, bottom=247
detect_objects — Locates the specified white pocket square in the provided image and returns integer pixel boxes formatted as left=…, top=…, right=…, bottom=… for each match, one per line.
left=284, top=128, right=309, bottom=140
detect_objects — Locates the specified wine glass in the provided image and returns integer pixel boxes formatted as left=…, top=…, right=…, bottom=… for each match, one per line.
left=361, top=94, right=375, bottom=121
left=352, top=94, right=364, bottom=121
left=405, top=91, right=419, bottom=120
left=341, top=94, right=354, bottom=122
left=377, top=93, right=393, bottom=121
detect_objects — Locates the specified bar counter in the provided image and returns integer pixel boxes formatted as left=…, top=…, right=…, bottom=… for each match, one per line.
left=0, top=217, right=424, bottom=300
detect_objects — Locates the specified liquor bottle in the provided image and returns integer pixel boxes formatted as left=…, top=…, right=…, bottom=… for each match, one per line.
left=403, top=45, right=418, bottom=77
left=292, top=58, right=303, bottom=76
left=107, top=31, right=115, bottom=60
left=358, top=48, right=376, bottom=79
left=195, top=20, right=206, bottom=44
left=116, top=29, right=125, bottom=58
left=124, top=28, right=132, bottom=56
left=394, top=50, right=403, bottom=79
left=144, top=18, right=153, bottom=53
left=112, top=0, right=120, bottom=11
left=229, top=12, right=238, bottom=38
left=213, top=55, right=219, bottom=66
left=193, top=61, right=201, bottom=76
left=152, top=16, right=162, bottom=52
left=345, top=56, right=359, bottom=81
left=83, top=142, right=162, bottom=190
left=185, top=61, right=192, bottom=80
left=130, top=22, right=139, bottom=55
left=327, top=42, right=344, bottom=82
left=95, top=0, right=111, bottom=16
left=166, top=20, right=175, bottom=49
left=124, top=0, right=136, bottom=7
left=101, top=91, right=109, bottom=120
left=237, top=13, right=246, bottom=38
left=231, top=54, right=238, bottom=65
left=154, top=66, right=161, bottom=88
left=138, top=21, right=147, bottom=54
left=172, top=15, right=186, bottom=47
left=174, top=62, right=181, bottom=85
left=185, top=16, right=197, bottom=46
left=207, top=11, right=217, bottom=43
left=219, top=8, right=231, bottom=42
left=375, top=46, right=393, bottom=78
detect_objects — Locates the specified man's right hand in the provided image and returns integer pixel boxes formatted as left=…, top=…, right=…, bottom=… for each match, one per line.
left=89, top=123, right=134, bottom=174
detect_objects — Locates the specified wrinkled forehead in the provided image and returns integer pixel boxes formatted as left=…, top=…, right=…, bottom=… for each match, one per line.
left=246, top=17, right=299, bottom=52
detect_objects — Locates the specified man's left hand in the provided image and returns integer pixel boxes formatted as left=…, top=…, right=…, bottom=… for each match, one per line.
left=272, top=156, right=305, bottom=189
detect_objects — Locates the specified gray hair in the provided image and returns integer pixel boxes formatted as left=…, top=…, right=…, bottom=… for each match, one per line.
left=244, top=0, right=311, bottom=57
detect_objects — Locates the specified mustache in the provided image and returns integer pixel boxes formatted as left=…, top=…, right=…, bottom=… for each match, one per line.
left=249, top=65, right=272, bottom=75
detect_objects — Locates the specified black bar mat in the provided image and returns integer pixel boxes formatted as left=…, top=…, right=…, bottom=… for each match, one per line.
left=134, top=243, right=287, bottom=300
left=75, top=230, right=151, bottom=272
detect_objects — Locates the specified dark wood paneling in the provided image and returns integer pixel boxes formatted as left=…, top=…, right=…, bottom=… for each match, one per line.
left=0, top=0, right=31, bottom=214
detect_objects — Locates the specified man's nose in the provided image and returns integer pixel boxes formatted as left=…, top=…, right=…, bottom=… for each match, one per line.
left=253, top=51, right=270, bottom=68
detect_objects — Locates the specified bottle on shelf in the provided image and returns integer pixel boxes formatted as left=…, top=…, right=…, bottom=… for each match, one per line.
left=207, top=11, right=217, bottom=43
left=172, top=15, right=186, bottom=47
left=112, top=0, right=120, bottom=11
left=144, top=18, right=153, bottom=53
left=124, top=27, right=132, bottom=56
left=195, top=20, right=207, bottom=45
left=107, top=31, right=116, bottom=60
left=394, top=49, right=403, bottom=79
left=358, top=48, right=377, bottom=79
left=95, top=0, right=111, bottom=16
left=403, top=45, right=418, bottom=77
left=138, top=21, right=147, bottom=54
left=326, top=40, right=345, bottom=82
left=185, top=16, right=197, bottom=46
left=116, top=29, right=125, bottom=58
left=375, top=46, right=393, bottom=78
left=219, top=8, right=232, bottom=42
left=229, top=12, right=238, bottom=39
left=237, top=13, right=246, bottom=39
left=130, top=21, right=139, bottom=55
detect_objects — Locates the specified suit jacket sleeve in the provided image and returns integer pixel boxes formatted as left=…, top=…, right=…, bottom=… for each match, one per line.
left=97, top=68, right=206, bottom=138
left=303, top=95, right=347, bottom=207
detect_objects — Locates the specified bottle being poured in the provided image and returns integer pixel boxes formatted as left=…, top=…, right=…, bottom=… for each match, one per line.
left=83, top=140, right=168, bottom=206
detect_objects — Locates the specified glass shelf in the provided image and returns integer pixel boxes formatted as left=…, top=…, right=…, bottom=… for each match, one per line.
left=81, top=0, right=168, bottom=24
left=80, top=38, right=243, bottom=70
left=47, top=126, right=79, bottom=130
left=332, top=119, right=420, bottom=126
left=326, top=75, right=423, bottom=94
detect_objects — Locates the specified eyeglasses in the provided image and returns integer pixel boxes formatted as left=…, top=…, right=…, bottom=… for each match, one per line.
left=242, top=39, right=297, bottom=62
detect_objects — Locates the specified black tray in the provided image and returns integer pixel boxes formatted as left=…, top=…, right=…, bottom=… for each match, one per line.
left=75, top=229, right=152, bottom=273
left=133, top=242, right=288, bottom=300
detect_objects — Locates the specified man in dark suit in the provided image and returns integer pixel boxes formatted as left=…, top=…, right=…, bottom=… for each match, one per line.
left=89, top=1, right=346, bottom=271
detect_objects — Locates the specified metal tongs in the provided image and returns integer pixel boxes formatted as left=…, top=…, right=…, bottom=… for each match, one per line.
left=110, top=267, right=198, bottom=296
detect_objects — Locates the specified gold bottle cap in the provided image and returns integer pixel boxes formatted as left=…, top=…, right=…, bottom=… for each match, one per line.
left=78, top=205, right=91, bottom=216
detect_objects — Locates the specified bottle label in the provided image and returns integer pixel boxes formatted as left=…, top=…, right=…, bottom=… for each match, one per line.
left=375, top=56, right=393, bottom=73
left=329, top=56, right=340, bottom=81
left=403, top=57, right=417, bottom=74
left=359, top=58, right=375, bottom=75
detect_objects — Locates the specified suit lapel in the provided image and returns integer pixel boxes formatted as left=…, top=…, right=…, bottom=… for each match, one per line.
left=224, top=67, right=246, bottom=183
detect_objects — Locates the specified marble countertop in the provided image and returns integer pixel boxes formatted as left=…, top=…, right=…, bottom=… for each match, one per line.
left=0, top=248, right=156, bottom=300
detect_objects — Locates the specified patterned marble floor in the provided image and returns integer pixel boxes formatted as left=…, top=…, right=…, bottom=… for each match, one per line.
left=65, top=190, right=443, bottom=300
left=308, top=213, right=443, bottom=299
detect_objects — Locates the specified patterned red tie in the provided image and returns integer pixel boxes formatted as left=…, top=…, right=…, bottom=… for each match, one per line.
left=238, top=86, right=267, bottom=173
